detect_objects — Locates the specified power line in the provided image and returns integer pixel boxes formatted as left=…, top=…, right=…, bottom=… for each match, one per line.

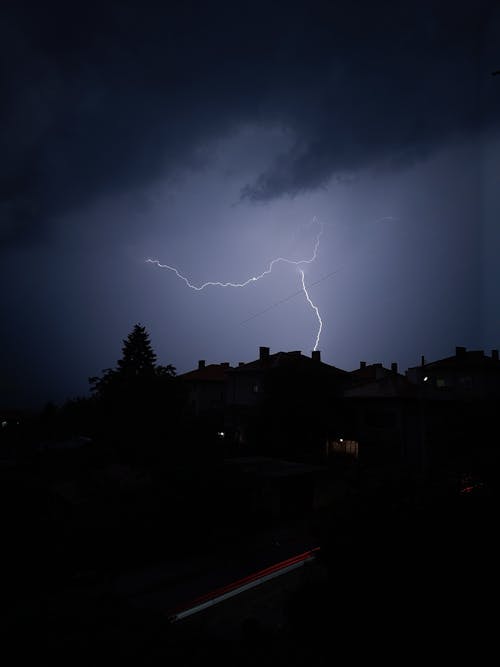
left=239, top=267, right=343, bottom=325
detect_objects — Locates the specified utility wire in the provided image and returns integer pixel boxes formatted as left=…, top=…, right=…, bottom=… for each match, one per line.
left=240, top=267, right=343, bottom=325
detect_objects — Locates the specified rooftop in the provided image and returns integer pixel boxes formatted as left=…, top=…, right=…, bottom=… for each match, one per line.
left=410, top=347, right=500, bottom=371
left=180, top=362, right=232, bottom=382
left=230, top=347, right=348, bottom=377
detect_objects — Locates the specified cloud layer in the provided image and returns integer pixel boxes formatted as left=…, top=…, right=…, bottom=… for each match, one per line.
left=1, top=0, right=499, bottom=247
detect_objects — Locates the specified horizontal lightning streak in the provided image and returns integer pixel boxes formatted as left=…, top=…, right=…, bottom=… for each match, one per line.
left=146, top=223, right=322, bottom=290
left=147, top=218, right=325, bottom=349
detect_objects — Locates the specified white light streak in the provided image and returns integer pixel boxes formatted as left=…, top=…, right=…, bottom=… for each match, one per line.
left=147, top=218, right=325, bottom=349
left=300, top=269, right=322, bottom=351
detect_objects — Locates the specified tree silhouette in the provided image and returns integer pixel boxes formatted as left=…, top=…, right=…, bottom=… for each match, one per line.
left=89, top=323, right=183, bottom=460
left=117, top=324, right=158, bottom=378
left=90, top=324, right=176, bottom=398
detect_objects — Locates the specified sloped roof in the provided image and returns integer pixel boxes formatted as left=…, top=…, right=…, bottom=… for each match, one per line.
left=180, top=364, right=232, bottom=382
left=411, top=350, right=500, bottom=371
left=229, top=350, right=348, bottom=376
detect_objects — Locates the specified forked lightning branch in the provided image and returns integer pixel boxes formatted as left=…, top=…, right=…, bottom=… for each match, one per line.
left=146, top=218, right=324, bottom=351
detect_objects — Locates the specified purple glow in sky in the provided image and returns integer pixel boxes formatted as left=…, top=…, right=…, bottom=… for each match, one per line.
left=0, top=1, right=499, bottom=408
left=146, top=217, right=324, bottom=350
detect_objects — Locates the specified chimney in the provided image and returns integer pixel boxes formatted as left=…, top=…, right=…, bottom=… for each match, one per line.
left=360, top=361, right=366, bottom=369
left=259, top=346, right=270, bottom=361
left=492, top=349, right=499, bottom=361
left=421, top=355, right=425, bottom=367
left=456, top=346, right=466, bottom=357
left=391, top=362, right=398, bottom=374
left=198, top=360, right=206, bottom=370
left=312, top=350, right=321, bottom=363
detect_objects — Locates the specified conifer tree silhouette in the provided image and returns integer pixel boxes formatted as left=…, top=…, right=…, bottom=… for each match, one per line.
left=117, top=324, right=157, bottom=378
left=88, top=324, right=185, bottom=460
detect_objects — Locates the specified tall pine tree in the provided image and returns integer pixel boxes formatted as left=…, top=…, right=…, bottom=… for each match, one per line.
left=90, top=323, right=176, bottom=397
left=117, top=324, right=157, bottom=378
left=89, top=324, right=183, bottom=458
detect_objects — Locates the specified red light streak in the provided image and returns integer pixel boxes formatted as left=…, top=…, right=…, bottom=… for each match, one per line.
left=167, top=546, right=320, bottom=622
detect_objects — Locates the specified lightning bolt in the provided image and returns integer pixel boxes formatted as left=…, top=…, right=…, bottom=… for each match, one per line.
left=147, top=218, right=324, bottom=349
left=299, top=269, right=322, bottom=351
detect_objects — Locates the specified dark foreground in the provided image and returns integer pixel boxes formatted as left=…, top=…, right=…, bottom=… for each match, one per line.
left=2, top=445, right=498, bottom=663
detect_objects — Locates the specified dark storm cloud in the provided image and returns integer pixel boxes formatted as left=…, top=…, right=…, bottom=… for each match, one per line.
left=241, top=1, right=500, bottom=200
left=1, top=0, right=498, bottom=245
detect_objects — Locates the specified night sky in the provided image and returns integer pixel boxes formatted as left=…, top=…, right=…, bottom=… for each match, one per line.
left=1, top=0, right=499, bottom=409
